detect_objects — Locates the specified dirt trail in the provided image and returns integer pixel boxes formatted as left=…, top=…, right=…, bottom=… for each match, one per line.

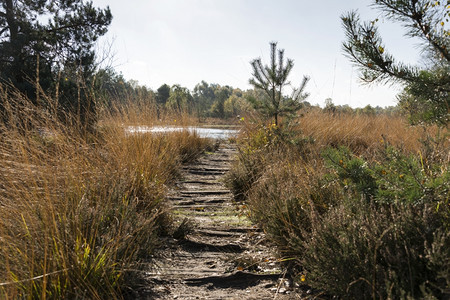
left=143, top=142, right=301, bottom=299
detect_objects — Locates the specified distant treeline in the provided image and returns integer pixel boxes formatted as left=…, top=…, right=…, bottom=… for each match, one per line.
left=95, top=68, right=401, bottom=119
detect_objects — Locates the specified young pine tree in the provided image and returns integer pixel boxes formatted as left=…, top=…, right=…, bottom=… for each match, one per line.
left=249, top=42, right=310, bottom=126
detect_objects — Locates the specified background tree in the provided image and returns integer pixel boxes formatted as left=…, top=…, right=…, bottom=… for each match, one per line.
left=0, top=0, right=112, bottom=129
left=94, top=68, right=130, bottom=106
left=193, top=81, right=217, bottom=118
left=341, top=0, right=450, bottom=125
left=156, top=84, right=171, bottom=106
left=166, top=84, right=193, bottom=113
left=209, top=85, right=233, bottom=118
left=224, top=88, right=252, bottom=118
left=155, top=83, right=171, bottom=118
left=249, top=42, right=310, bottom=126
left=324, top=98, right=337, bottom=114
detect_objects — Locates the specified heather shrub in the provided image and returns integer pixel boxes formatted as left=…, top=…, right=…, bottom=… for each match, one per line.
left=300, top=200, right=449, bottom=299
left=298, top=135, right=449, bottom=298
left=225, top=123, right=278, bottom=201
left=225, top=122, right=314, bottom=202
left=246, top=159, right=342, bottom=258
left=323, top=141, right=449, bottom=207
left=323, top=146, right=378, bottom=200
left=226, top=111, right=449, bottom=299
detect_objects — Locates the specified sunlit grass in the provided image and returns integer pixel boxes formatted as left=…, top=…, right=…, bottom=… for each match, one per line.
left=0, top=86, right=213, bottom=298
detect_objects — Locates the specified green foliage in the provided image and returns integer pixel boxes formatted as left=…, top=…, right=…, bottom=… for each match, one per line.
left=300, top=200, right=449, bottom=299
left=94, top=68, right=155, bottom=107
left=210, top=85, right=233, bottom=118
left=321, top=101, right=400, bottom=116
left=193, top=80, right=216, bottom=117
left=223, top=89, right=250, bottom=118
left=398, top=68, right=450, bottom=125
left=192, top=81, right=246, bottom=119
left=0, top=0, right=112, bottom=130
left=249, top=42, right=310, bottom=125
left=323, top=146, right=378, bottom=200
left=323, top=141, right=449, bottom=206
left=341, top=1, right=450, bottom=125
left=323, top=98, right=336, bottom=114
left=156, top=84, right=171, bottom=105
left=154, top=83, right=170, bottom=118
left=166, top=84, right=193, bottom=113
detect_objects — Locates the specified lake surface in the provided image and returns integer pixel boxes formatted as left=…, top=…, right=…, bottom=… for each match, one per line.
left=127, top=126, right=239, bottom=140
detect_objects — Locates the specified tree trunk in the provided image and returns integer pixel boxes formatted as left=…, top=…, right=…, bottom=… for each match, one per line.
left=5, top=0, right=18, bottom=43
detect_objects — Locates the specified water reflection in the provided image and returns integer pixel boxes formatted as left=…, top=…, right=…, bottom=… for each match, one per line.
left=127, top=126, right=239, bottom=140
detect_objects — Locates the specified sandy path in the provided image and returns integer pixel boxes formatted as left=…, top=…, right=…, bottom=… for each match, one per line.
left=139, top=142, right=302, bottom=299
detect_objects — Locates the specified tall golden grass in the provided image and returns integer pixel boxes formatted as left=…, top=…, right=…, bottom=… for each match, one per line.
left=299, top=110, right=436, bottom=154
left=0, top=85, right=212, bottom=298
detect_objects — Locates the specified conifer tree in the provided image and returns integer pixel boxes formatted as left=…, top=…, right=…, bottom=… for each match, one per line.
left=249, top=42, right=309, bottom=126
left=0, top=0, right=112, bottom=129
left=341, top=0, right=449, bottom=125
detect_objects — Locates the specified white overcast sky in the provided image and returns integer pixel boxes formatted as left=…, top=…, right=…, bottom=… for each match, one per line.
left=92, top=0, right=424, bottom=108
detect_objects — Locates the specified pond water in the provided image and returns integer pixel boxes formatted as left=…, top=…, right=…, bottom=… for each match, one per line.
left=127, top=126, right=239, bottom=140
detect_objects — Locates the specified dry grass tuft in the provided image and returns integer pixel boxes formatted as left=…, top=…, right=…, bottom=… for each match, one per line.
left=0, top=85, right=212, bottom=298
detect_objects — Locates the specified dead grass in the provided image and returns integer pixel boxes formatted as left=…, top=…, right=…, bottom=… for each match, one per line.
left=0, top=85, right=213, bottom=298
left=298, top=110, right=438, bottom=155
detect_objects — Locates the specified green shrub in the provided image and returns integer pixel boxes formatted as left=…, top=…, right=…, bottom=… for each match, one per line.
left=323, top=146, right=378, bottom=200
left=323, top=144, right=449, bottom=207
left=300, top=200, right=449, bottom=299
left=225, top=124, right=276, bottom=201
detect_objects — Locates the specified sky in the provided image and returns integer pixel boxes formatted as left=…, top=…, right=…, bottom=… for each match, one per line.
left=92, top=0, right=424, bottom=108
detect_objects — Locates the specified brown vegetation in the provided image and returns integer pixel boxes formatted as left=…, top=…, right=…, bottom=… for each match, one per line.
left=0, top=85, right=213, bottom=298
